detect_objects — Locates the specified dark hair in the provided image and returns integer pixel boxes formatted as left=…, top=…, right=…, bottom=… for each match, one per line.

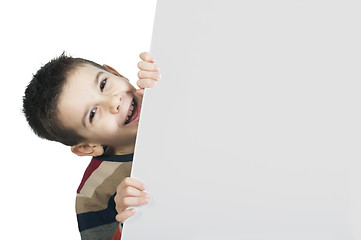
left=23, top=53, right=108, bottom=146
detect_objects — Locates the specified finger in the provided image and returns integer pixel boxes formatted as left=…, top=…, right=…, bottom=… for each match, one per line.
left=120, top=195, right=150, bottom=209
left=137, top=79, right=157, bottom=89
left=138, top=70, right=161, bottom=81
left=122, top=186, right=147, bottom=197
left=118, top=177, right=146, bottom=191
left=115, top=193, right=150, bottom=214
left=139, top=52, right=156, bottom=62
left=138, top=61, right=159, bottom=71
left=115, top=208, right=136, bottom=223
left=115, top=188, right=141, bottom=207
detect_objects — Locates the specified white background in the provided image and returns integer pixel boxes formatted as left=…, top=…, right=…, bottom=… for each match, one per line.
left=0, top=1, right=156, bottom=239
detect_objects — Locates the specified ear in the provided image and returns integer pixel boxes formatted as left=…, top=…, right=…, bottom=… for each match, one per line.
left=71, top=143, right=104, bottom=157
left=103, top=64, right=127, bottom=79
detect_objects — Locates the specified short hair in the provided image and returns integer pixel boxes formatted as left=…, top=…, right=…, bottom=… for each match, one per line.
left=23, top=53, right=108, bottom=146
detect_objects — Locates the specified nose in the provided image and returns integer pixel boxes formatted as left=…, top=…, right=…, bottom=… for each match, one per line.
left=107, top=95, right=121, bottom=114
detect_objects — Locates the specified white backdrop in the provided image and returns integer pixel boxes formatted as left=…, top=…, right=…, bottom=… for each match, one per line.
left=0, top=1, right=156, bottom=239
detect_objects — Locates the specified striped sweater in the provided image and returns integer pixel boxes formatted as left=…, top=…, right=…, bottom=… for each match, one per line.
left=76, top=153, right=133, bottom=240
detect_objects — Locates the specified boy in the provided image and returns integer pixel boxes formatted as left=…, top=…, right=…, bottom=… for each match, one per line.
left=23, top=52, right=160, bottom=239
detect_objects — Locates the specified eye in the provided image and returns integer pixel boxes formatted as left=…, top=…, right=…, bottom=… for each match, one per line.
left=100, top=78, right=107, bottom=92
left=89, top=108, right=96, bottom=123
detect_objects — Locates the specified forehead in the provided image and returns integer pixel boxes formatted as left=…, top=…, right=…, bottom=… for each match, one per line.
left=66, top=63, right=103, bottom=83
left=57, top=64, right=102, bottom=129
left=62, top=64, right=102, bottom=104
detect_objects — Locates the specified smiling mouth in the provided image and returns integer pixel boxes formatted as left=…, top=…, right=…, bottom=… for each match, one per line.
left=124, top=98, right=140, bottom=125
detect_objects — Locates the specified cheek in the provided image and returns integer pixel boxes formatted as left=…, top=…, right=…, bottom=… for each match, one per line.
left=99, top=121, right=119, bottom=135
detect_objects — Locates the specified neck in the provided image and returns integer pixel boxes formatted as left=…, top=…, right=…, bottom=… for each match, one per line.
left=105, top=140, right=136, bottom=155
left=114, top=144, right=135, bottom=155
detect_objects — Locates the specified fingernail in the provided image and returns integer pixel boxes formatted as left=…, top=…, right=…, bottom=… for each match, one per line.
left=151, top=59, right=156, bottom=63
left=144, top=195, right=151, bottom=204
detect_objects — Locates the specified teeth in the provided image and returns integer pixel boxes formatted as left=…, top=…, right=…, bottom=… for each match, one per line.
left=125, top=100, right=135, bottom=124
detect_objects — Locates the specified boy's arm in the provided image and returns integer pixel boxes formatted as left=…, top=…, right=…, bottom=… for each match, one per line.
left=135, top=52, right=161, bottom=96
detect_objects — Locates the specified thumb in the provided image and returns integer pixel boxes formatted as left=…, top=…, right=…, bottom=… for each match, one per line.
left=135, top=88, right=144, bottom=96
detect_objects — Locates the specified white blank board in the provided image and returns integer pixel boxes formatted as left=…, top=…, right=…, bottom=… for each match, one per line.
left=123, top=1, right=361, bottom=239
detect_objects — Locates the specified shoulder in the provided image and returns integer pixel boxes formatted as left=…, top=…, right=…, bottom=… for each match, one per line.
left=75, top=157, right=132, bottom=239
left=76, top=157, right=132, bottom=200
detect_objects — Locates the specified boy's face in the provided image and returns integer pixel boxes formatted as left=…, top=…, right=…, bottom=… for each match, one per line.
left=57, top=64, right=142, bottom=148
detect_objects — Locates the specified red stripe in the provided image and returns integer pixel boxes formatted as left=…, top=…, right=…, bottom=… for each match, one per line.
left=108, top=226, right=122, bottom=240
left=77, top=159, right=102, bottom=193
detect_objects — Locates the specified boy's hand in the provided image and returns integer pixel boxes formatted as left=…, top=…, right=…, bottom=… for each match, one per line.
left=136, top=52, right=162, bottom=96
left=114, top=177, right=150, bottom=223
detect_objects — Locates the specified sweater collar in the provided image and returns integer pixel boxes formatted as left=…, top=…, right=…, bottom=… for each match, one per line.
left=93, top=152, right=134, bottom=162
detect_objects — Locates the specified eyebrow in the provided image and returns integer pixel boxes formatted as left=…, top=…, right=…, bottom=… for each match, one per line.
left=81, top=71, right=105, bottom=127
